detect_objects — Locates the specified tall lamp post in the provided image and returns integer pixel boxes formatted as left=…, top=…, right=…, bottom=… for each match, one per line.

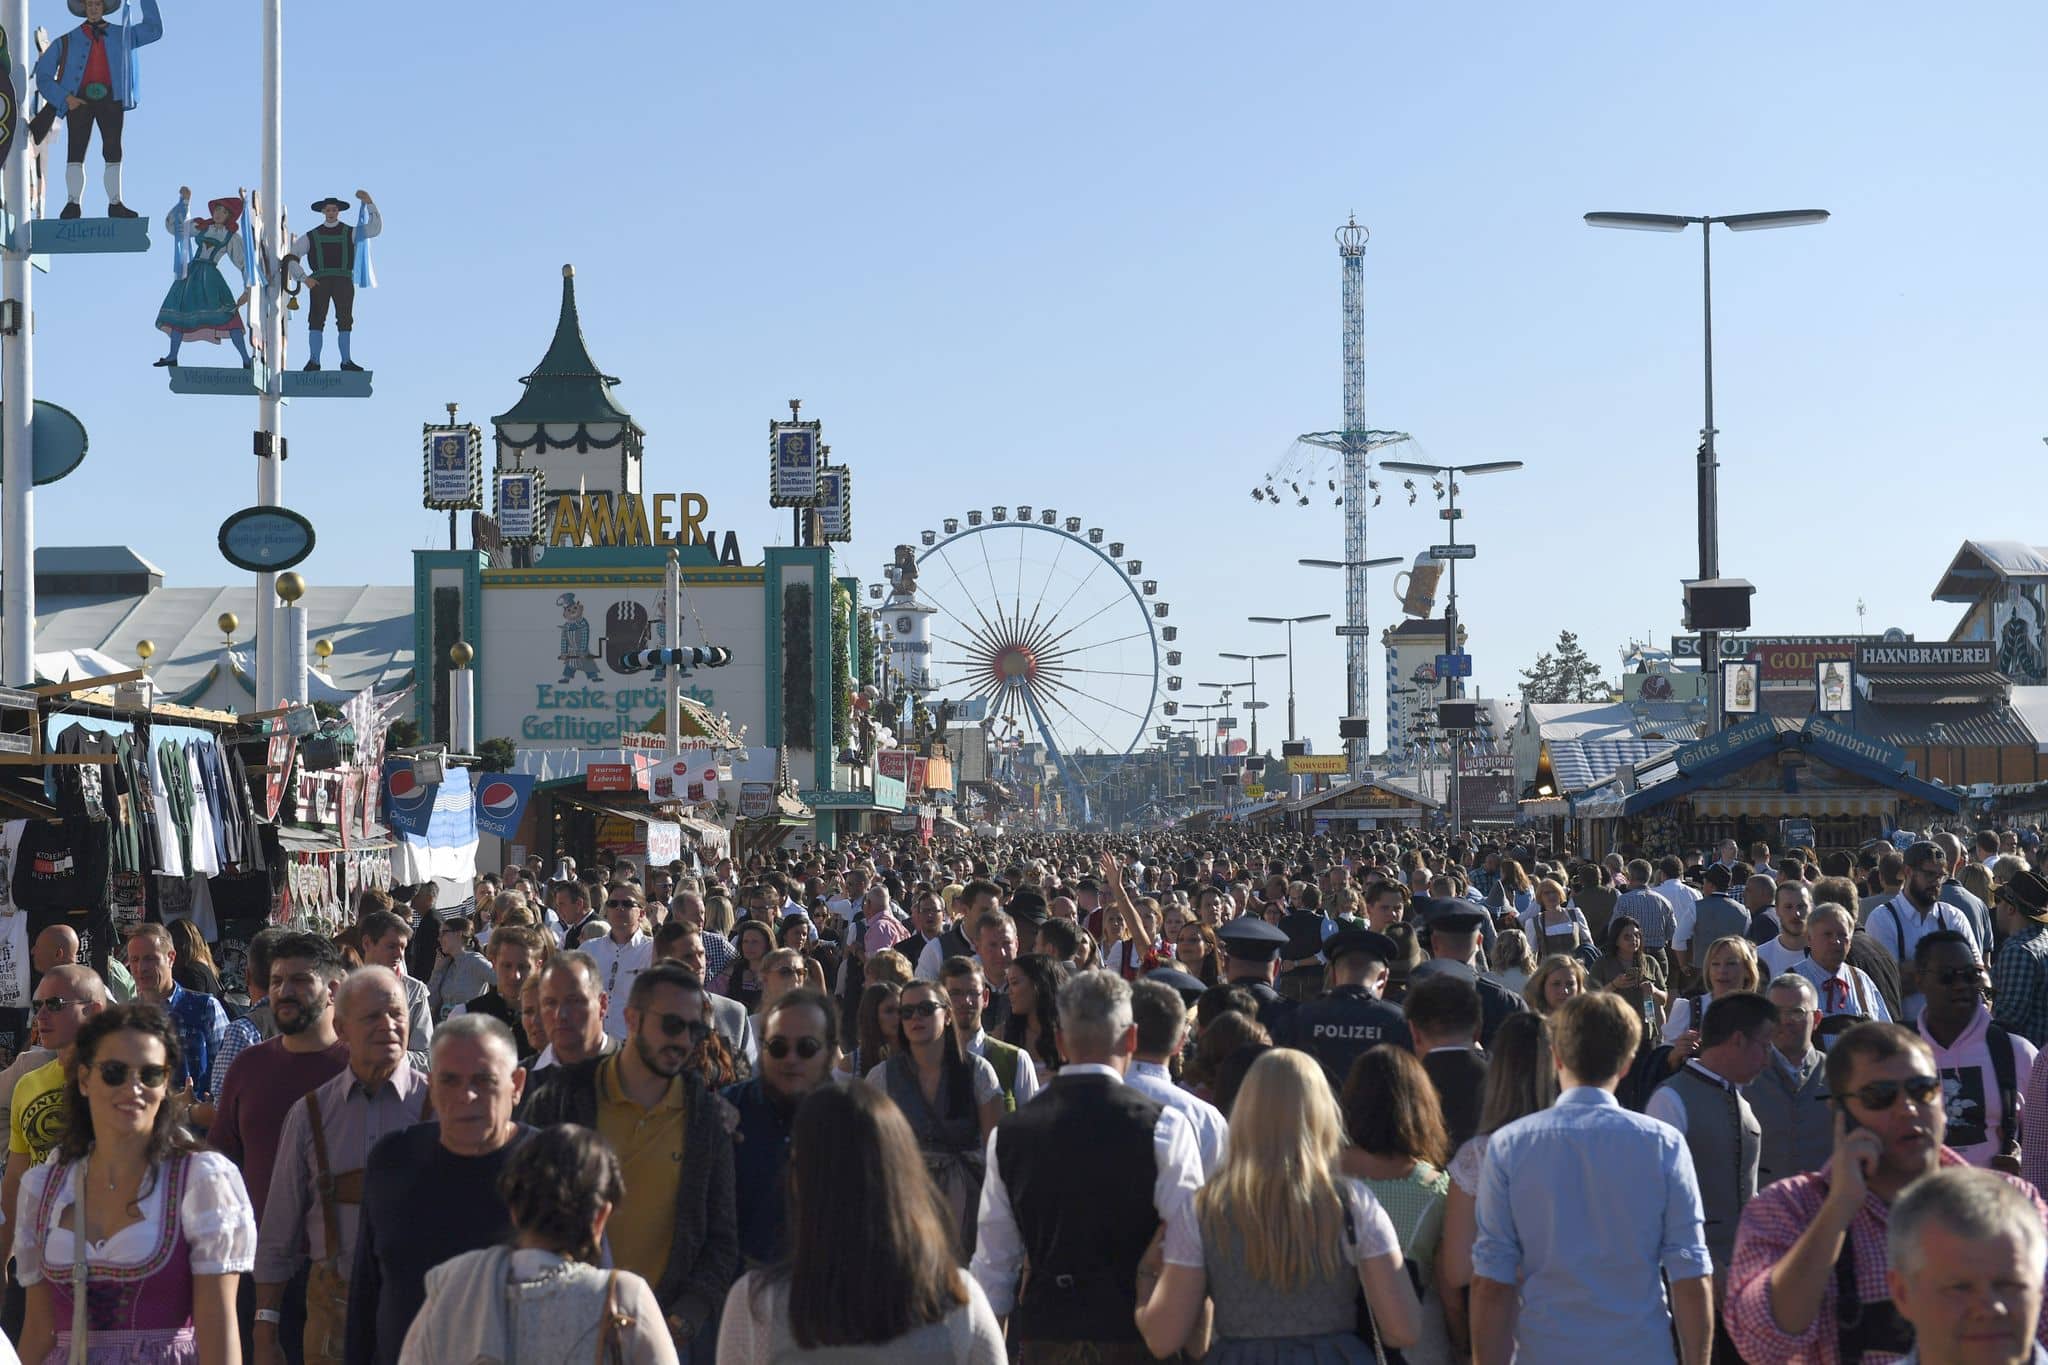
left=1218, top=652, right=1283, bottom=756
left=1375, top=459, right=1522, bottom=705
left=1247, top=615, right=1330, bottom=746
left=1584, top=207, right=1829, bottom=731
left=1299, top=554, right=1401, bottom=774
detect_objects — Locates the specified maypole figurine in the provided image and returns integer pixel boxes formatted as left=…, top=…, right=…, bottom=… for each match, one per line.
left=34, top=0, right=162, bottom=220
left=152, top=188, right=252, bottom=368
left=288, top=189, right=380, bottom=372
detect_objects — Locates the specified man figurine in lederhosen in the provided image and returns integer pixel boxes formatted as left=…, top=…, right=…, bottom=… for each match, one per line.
left=289, top=189, right=382, bottom=372
left=34, top=0, right=162, bottom=220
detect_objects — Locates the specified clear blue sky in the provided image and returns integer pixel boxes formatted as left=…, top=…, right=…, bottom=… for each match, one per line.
left=27, top=2, right=2048, bottom=761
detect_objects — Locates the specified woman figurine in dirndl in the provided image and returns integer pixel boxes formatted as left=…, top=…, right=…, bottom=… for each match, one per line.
left=153, top=187, right=252, bottom=367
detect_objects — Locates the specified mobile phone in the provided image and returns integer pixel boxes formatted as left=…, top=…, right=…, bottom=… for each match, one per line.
left=1832, top=1096, right=1863, bottom=1133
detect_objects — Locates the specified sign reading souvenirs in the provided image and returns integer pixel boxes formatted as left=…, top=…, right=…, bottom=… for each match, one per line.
left=422, top=424, right=483, bottom=510
left=547, top=490, right=744, bottom=565
left=218, top=506, right=316, bottom=572
left=768, top=415, right=822, bottom=507
left=1855, top=642, right=1996, bottom=670
left=1288, top=753, right=1348, bottom=775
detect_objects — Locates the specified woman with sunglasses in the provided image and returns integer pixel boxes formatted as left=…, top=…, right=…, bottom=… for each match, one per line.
left=871, top=980, right=1002, bottom=1260
left=15, top=1003, right=256, bottom=1364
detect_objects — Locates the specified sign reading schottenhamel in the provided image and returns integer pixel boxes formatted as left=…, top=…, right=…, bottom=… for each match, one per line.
left=1854, top=643, right=1995, bottom=670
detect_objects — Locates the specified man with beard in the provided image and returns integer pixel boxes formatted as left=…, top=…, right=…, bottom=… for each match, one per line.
left=517, top=963, right=736, bottom=1355
left=725, top=987, right=836, bottom=1267
left=210, top=932, right=350, bottom=1224
left=257, top=966, right=428, bottom=1365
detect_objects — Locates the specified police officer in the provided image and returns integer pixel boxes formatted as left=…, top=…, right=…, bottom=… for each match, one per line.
left=1276, top=901, right=1332, bottom=1003
left=1274, top=929, right=1411, bottom=1090
left=1217, top=916, right=1293, bottom=1028
left=1412, top=907, right=1526, bottom=1048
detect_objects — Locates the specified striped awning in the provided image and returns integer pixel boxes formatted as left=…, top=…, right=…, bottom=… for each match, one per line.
left=1689, top=791, right=1896, bottom=818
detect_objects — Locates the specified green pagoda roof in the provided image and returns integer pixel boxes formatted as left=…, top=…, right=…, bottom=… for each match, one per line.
left=493, top=265, right=639, bottom=429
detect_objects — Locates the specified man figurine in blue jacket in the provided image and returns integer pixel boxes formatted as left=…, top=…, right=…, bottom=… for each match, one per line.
left=34, top=0, right=162, bottom=220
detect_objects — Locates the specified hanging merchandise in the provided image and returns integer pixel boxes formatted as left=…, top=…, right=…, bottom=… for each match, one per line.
left=13, top=816, right=111, bottom=913
left=0, top=822, right=27, bottom=1013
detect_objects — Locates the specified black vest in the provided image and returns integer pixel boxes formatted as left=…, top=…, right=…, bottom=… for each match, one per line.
left=994, top=1073, right=1163, bottom=1343
left=308, top=223, right=356, bottom=279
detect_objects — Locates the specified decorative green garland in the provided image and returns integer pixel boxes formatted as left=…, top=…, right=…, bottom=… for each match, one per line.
left=782, top=583, right=815, bottom=745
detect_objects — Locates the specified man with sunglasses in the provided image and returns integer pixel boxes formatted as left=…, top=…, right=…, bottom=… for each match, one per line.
left=1913, top=931, right=2035, bottom=1172
left=1, top=965, right=104, bottom=1242
left=1728, top=1021, right=2048, bottom=1365
left=518, top=963, right=737, bottom=1356
left=725, top=987, right=836, bottom=1267
left=585, top=884, right=655, bottom=1040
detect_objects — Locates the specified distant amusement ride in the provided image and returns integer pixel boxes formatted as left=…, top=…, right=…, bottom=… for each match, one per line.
left=876, top=506, right=1180, bottom=825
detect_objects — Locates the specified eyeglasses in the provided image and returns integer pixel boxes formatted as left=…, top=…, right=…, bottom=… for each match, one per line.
left=765, top=1036, right=826, bottom=1060
left=899, top=1001, right=943, bottom=1020
left=606, top=899, right=638, bottom=910
left=766, top=965, right=799, bottom=978
left=1933, top=967, right=1987, bottom=987
left=651, top=1014, right=710, bottom=1041
left=34, top=996, right=80, bottom=1013
left=96, top=1060, right=171, bottom=1090
left=1835, top=1075, right=1941, bottom=1110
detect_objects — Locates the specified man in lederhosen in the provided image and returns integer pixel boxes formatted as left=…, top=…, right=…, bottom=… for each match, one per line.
left=289, top=190, right=382, bottom=372
left=33, top=0, right=161, bottom=219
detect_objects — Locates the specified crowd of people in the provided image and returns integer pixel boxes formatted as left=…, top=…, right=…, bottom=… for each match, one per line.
left=3, top=823, right=2048, bottom=1363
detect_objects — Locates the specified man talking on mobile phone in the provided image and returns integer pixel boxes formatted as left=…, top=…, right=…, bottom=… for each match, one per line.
left=1727, top=1022, right=2048, bottom=1364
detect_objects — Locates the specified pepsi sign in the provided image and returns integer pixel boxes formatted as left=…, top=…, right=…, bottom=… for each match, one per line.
left=474, top=773, right=537, bottom=841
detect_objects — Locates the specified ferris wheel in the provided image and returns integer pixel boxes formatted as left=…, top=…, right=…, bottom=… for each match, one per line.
left=888, top=506, right=1181, bottom=823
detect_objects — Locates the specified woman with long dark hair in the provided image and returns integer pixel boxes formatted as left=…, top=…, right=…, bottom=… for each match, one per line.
left=1173, top=922, right=1222, bottom=988
left=1591, top=914, right=1669, bottom=1030
left=401, top=1125, right=675, bottom=1363
left=873, top=980, right=1002, bottom=1259
left=14, top=1003, right=256, bottom=1363
left=718, top=919, right=776, bottom=1015
left=1341, top=1046, right=1455, bottom=1365
left=718, top=1085, right=1004, bottom=1361
left=167, top=918, right=222, bottom=997
left=998, top=954, right=1065, bottom=1081
left=835, top=981, right=900, bottom=1082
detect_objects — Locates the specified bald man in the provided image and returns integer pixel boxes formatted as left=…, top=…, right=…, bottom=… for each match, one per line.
left=31, top=922, right=133, bottom=1003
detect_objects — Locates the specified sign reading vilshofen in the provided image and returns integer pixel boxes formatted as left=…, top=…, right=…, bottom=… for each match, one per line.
left=547, top=492, right=743, bottom=564
left=1855, top=643, right=1996, bottom=670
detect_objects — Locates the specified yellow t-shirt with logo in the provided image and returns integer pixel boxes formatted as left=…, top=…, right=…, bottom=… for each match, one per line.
left=9, top=1058, right=67, bottom=1163
left=594, top=1053, right=685, bottom=1285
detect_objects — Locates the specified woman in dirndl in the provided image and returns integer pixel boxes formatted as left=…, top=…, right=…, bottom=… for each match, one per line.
left=14, top=1002, right=255, bottom=1364
left=153, top=188, right=252, bottom=368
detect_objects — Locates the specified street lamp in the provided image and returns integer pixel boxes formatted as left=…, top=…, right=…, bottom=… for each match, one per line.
left=1219, top=651, right=1284, bottom=755
left=1584, top=207, right=1829, bottom=732
left=1298, top=554, right=1401, bottom=766
left=1248, top=613, right=1331, bottom=746
left=1376, top=460, right=1522, bottom=704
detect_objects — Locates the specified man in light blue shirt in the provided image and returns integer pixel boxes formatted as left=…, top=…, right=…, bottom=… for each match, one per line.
left=1472, top=990, right=1715, bottom=1365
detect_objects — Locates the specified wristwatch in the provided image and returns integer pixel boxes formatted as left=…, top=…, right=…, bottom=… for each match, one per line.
left=254, top=1309, right=282, bottom=1326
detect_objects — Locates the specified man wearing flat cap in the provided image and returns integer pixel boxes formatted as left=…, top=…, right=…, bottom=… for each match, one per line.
left=1274, top=929, right=1410, bottom=1091
left=1216, top=916, right=1293, bottom=1028
left=1992, top=868, right=2048, bottom=1045
left=35, top=0, right=161, bottom=219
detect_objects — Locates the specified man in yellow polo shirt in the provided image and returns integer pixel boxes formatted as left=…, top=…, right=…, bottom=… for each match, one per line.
left=3, top=966, right=105, bottom=1223
left=518, top=962, right=735, bottom=1355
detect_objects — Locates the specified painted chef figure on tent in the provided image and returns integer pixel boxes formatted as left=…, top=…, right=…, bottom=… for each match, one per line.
left=288, top=189, right=381, bottom=372
left=557, top=593, right=600, bottom=683
left=153, top=188, right=252, bottom=368
left=34, top=0, right=162, bottom=220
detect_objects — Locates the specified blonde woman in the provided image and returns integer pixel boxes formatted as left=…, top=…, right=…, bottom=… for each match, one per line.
left=1521, top=954, right=1588, bottom=1017
left=1526, top=877, right=1592, bottom=957
left=1661, top=934, right=1762, bottom=1054
left=1137, top=1049, right=1420, bottom=1360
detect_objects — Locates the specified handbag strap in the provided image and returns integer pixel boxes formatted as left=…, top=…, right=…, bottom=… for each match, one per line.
left=596, top=1269, right=625, bottom=1365
left=69, top=1162, right=88, bottom=1365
